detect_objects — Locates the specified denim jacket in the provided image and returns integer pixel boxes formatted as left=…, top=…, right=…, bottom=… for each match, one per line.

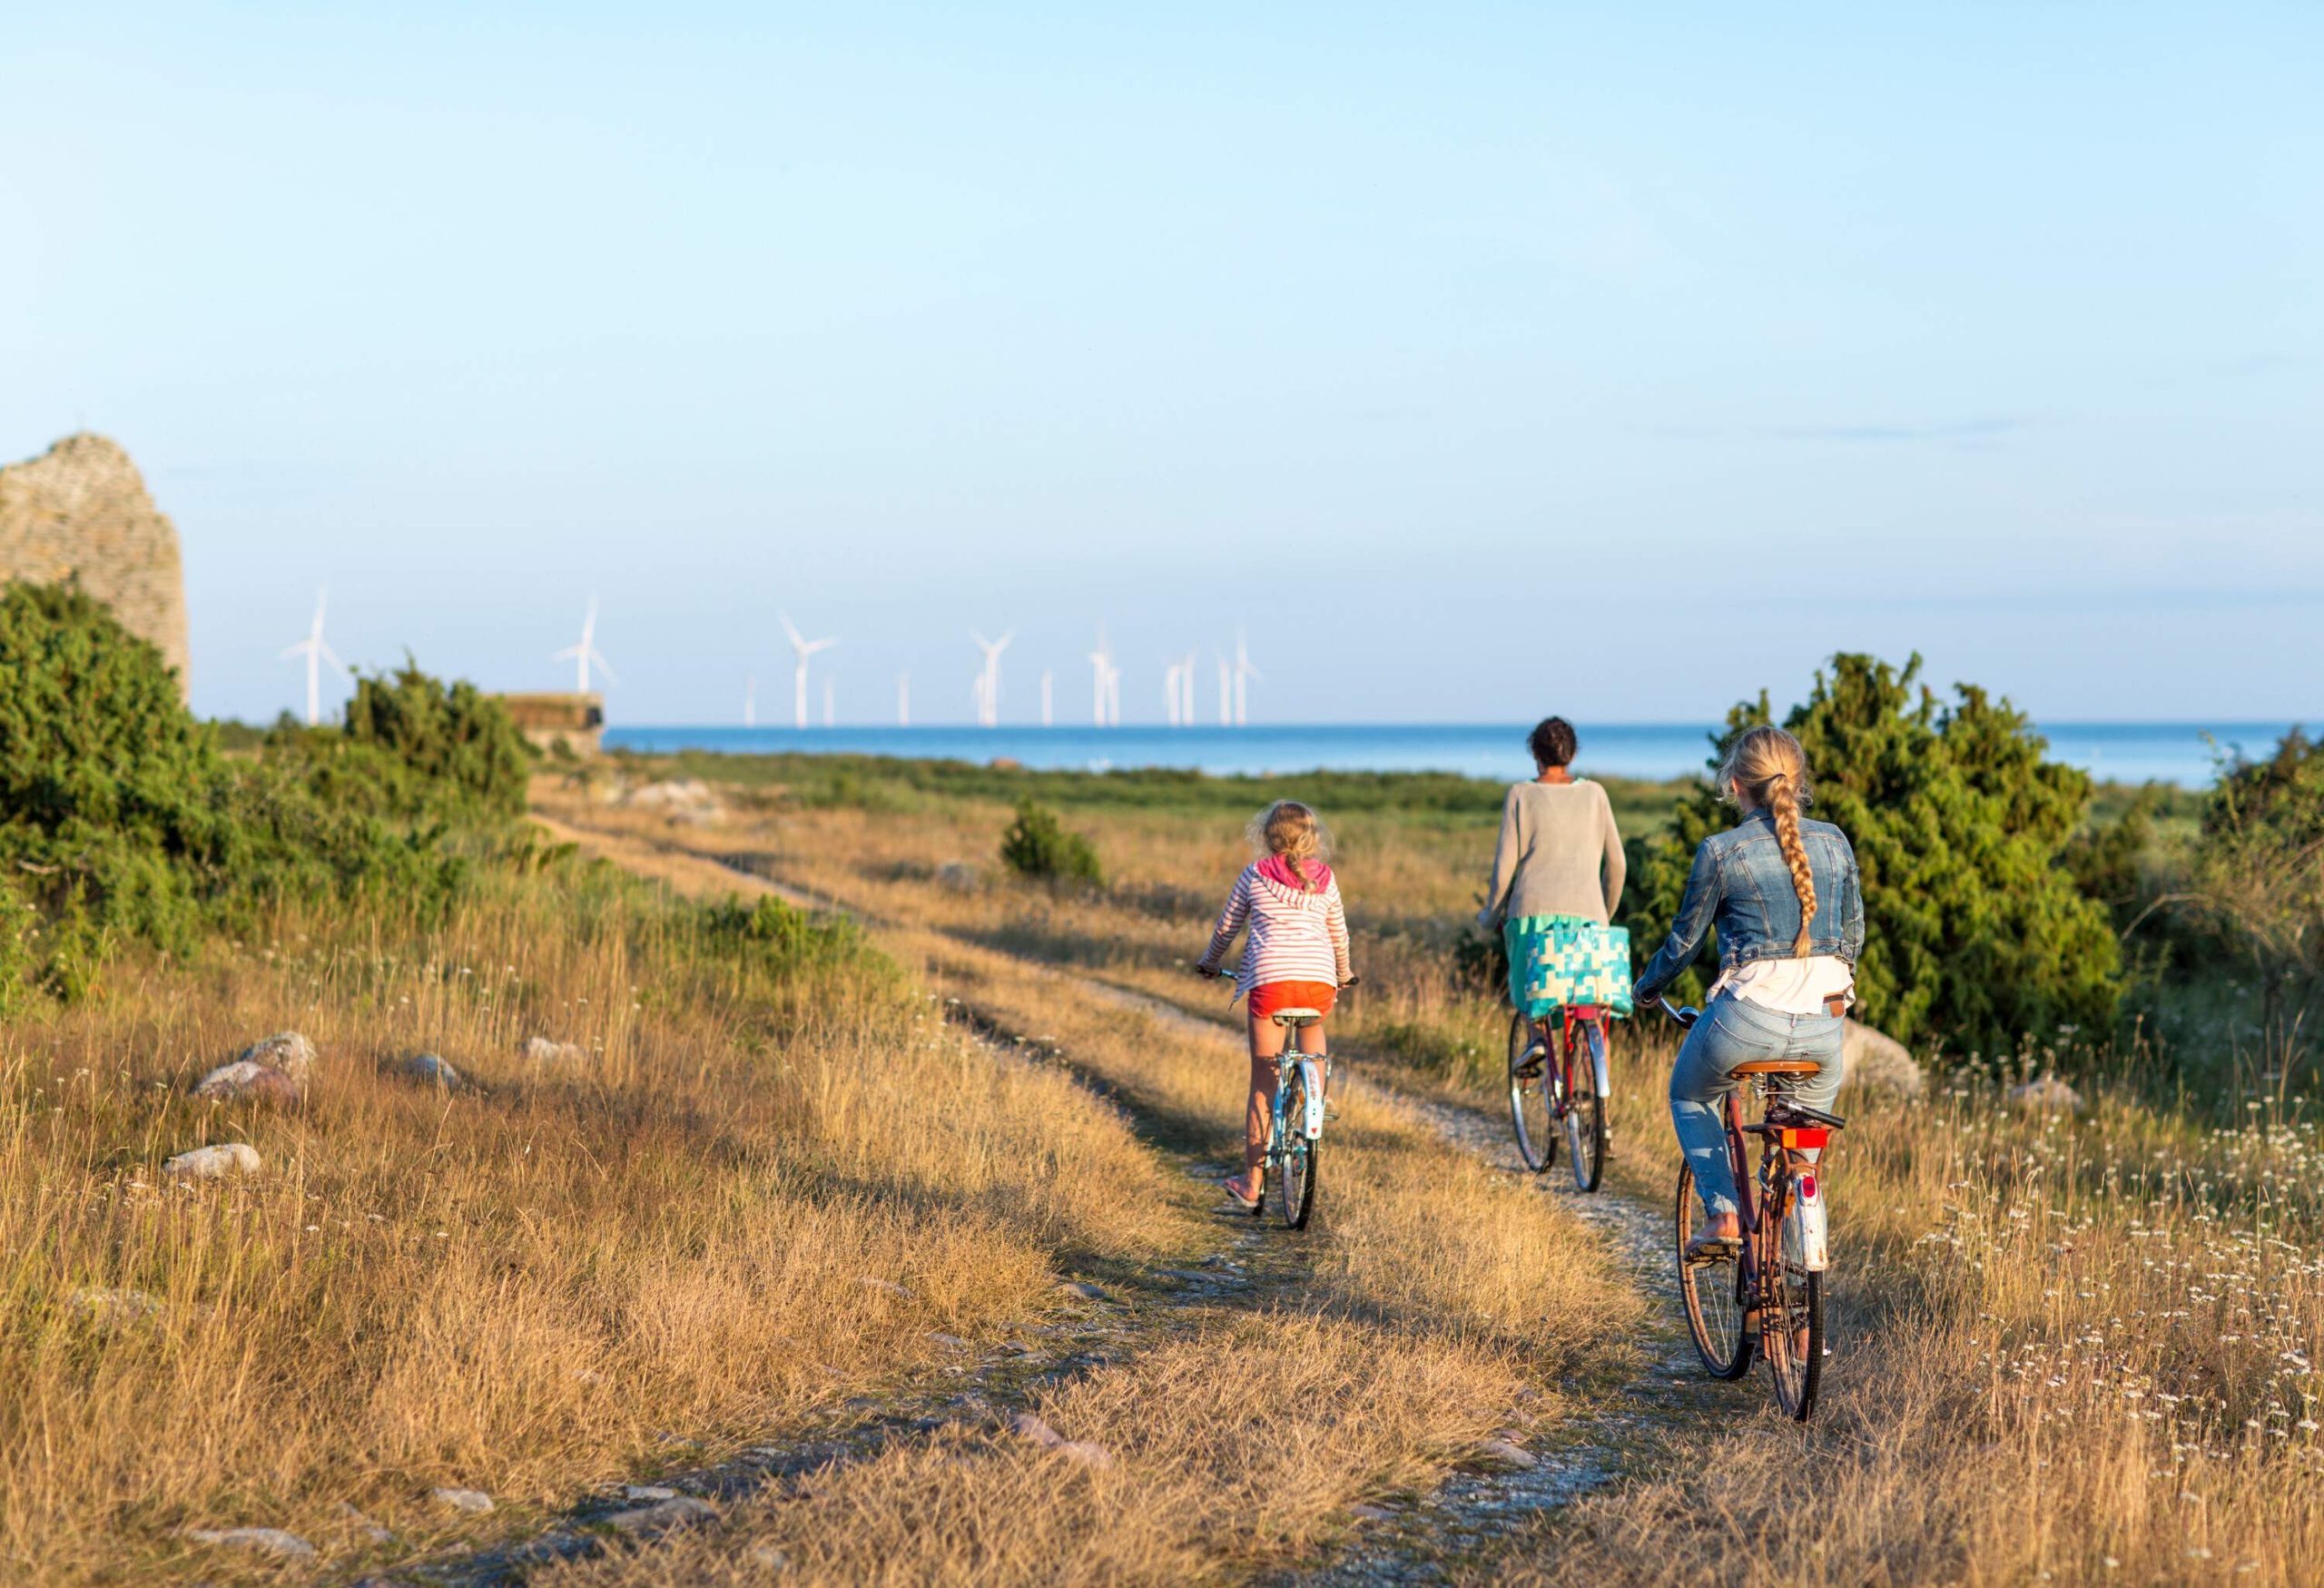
left=1632, top=810, right=1865, bottom=1004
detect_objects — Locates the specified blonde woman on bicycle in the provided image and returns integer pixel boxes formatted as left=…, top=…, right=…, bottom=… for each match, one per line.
left=1631, top=726, right=1863, bottom=1259
left=1195, top=800, right=1354, bottom=1210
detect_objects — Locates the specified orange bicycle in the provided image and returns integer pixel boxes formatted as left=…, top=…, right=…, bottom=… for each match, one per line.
left=1507, top=1001, right=1612, bottom=1191
left=1655, top=998, right=1845, bottom=1422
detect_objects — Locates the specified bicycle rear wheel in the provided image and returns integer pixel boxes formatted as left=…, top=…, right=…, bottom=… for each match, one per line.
left=1564, top=1021, right=1608, bottom=1193
left=1508, top=1011, right=1554, bottom=1173
left=1675, top=1167, right=1751, bottom=1379
left=1766, top=1205, right=1824, bottom=1420
left=1278, top=1073, right=1319, bottom=1229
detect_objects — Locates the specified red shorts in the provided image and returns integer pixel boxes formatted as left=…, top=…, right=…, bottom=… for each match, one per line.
left=1247, top=980, right=1338, bottom=1021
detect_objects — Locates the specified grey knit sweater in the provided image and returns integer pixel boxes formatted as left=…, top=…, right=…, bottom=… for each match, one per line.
left=1478, top=778, right=1626, bottom=927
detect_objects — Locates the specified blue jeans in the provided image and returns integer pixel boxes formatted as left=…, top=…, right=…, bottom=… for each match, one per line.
left=1669, top=994, right=1846, bottom=1218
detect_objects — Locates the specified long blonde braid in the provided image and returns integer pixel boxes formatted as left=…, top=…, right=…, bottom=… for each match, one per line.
left=1718, top=726, right=1817, bottom=955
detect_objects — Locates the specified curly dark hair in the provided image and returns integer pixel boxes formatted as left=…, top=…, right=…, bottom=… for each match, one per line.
left=1527, top=716, right=1577, bottom=770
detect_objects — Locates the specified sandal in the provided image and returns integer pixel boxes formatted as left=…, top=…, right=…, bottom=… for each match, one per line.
left=1220, top=1174, right=1260, bottom=1210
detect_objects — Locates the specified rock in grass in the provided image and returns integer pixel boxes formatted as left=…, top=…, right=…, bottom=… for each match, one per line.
left=432, top=1486, right=495, bottom=1514
left=238, top=1031, right=317, bottom=1081
left=164, top=1143, right=261, bottom=1181
left=1009, top=1412, right=1063, bottom=1449
left=524, top=1036, right=586, bottom=1064
left=334, top=1502, right=394, bottom=1544
left=192, top=1059, right=302, bottom=1105
left=857, top=1277, right=911, bottom=1299
left=1477, top=1437, right=1538, bottom=1470
left=603, top=1495, right=717, bottom=1535
left=935, top=860, right=986, bottom=894
left=2009, top=1075, right=2083, bottom=1116
left=1056, top=1440, right=1113, bottom=1468
left=398, top=1052, right=467, bottom=1090
left=1056, top=1279, right=1108, bottom=1302
left=184, top=1526, right=315, bottom=1558
left=1839, top=1021, right=1925, bottom=1100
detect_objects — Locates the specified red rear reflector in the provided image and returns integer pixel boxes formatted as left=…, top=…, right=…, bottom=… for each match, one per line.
left=1780, top=1127, right=1830, bottom=1149
left=1798, top=1174, right=1818, bottom=1199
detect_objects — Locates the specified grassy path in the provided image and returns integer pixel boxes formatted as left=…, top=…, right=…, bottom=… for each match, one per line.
left=524, top=805, right=1729, bottom=1585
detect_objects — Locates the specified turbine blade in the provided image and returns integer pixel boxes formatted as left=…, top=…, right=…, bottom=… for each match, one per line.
left=590, top=649, right=619, bottom=686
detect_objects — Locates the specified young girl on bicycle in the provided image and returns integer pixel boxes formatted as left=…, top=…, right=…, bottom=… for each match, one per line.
left=1195, top=800, right=1354, bottom=1210
left=1631, top=725, right=1863, bottom=1258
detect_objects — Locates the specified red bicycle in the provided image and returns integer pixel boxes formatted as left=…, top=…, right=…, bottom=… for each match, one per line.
left=1653, top=998, right=1845, bottom=1422
left=1506, top=1002, right=1612, bottom=1191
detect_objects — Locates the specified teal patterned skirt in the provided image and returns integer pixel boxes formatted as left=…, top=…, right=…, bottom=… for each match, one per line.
left=1504, top=914, right=1635, bottom=1020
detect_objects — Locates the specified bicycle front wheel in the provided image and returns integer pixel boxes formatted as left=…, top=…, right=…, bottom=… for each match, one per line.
left=1508, top=1011, right=1554, bottom=1173
left=1766, top=1214, right=1824, bottom=1420
left=1564, top=1021, right=1608, bottom=1193
left=1278, top=1075, right=1319, bottom=1229
left=1675, top=1167, right=1751, bottom=1379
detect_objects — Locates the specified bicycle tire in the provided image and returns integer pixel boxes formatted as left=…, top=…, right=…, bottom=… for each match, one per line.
left=1675, top=1166, right=1751, bottom=1379
left=1565, top=1021, right=1609, bottom=1193
left=1508, top=1011, right=1554, bottom=1173
left=1278, top=1072, right=1319, bottom=1229
left=1766, top=1197, right=1824, bottom=1420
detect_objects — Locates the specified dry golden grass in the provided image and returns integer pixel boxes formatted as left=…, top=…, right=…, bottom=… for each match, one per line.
left=610, top=774, right=2324, bottom=1583
left=0, top=854, right=1183, bottom=1583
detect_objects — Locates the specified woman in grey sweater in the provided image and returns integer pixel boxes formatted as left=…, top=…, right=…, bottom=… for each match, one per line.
left=1477, top=716, right=1627, bottom=932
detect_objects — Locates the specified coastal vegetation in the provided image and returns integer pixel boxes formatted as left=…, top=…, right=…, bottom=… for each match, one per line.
left=9, top=600, right=2319, bottom=1583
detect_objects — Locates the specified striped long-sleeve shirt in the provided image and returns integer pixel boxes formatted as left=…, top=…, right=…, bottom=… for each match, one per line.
left=1199, top=859, right=1353, bottom=1000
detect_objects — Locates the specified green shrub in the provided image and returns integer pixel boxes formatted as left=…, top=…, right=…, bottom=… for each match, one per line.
left=696, top=893, right=872, bottom=979
left=2182, top=728, right=2324, bottom=1033
left=1000, top=800, right=1104, bottom=886
left=269, top=658, right=533, bottom=822
left=1629, top=654, right=2122, bottom=1053
left=0, top=581, right=500, bottom=998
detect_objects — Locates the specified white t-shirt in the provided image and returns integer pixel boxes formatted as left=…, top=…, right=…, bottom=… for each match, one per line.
left=1709, top=955, right=1854, bottom=1016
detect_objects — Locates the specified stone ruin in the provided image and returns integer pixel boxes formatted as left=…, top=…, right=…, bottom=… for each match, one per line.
left=0, top=434, right=191, bottom=699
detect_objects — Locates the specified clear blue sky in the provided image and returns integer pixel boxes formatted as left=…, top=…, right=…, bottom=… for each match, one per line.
left=4, top=4, right=2318, bottom=726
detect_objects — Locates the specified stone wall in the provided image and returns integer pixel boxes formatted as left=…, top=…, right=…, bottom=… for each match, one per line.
left=0, top=434, right=191, bottom=699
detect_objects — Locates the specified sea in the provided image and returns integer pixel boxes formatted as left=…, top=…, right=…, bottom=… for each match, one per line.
left=602, top=721, right=2304, bottom=789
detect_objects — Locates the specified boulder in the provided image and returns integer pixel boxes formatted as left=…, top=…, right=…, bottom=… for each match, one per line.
left=397, top=1052, right=467, bottom=1090
left=524, top=1036, right=586, bottom=1064
left=604, top=1495, right=718, bottom=1536
left=432, top=1486, right=495, bottom=1514
left=165, top=1143, right=261, bottom=1181
left=238, top=1031, right=317, bottom=1082
left=183, top=1526, right=314, bottom=1558
left=192, top=1060, right=302, bottom=1105
left=935, top=861, right=986, bottom=894
left=1477, top=1437, right=1538, bottom=1470
left=2009, top=1075, right=2083, bottom=1116
left=1839, top=1021, right=1925, bottom=1100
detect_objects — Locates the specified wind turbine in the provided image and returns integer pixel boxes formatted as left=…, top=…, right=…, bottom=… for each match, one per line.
left=971, top=631, right=1012, bottom=727
left=1233, top=631, right=1260, bottom=726
left=552, top=597, right=617, bottom=694
left=1163, top=659, right=1184, bottom=727
left=1088, top=630, right=1121, bottom=727
left=743, top=675, right=758, bottom=728
left=1179, top=650, right=1197, bottom=728
left=280, top=587, right=347, bottom=727
left=898, top=670, right=911, bottom=726
left=779, top=612, right=837, bottom=730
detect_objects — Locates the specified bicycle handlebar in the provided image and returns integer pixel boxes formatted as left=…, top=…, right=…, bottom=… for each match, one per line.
left=1649, top=994, right=1701, bottom=1029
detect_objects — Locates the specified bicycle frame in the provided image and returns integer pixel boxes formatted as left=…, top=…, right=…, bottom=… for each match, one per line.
left=1268, top=1050, right=1330, bottom=1152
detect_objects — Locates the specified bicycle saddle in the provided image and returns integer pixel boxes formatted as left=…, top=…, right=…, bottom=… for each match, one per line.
left=1270, top=1008, right=1324, bottom=1026
left=1731, top=1058, right=1822, bottom=1076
